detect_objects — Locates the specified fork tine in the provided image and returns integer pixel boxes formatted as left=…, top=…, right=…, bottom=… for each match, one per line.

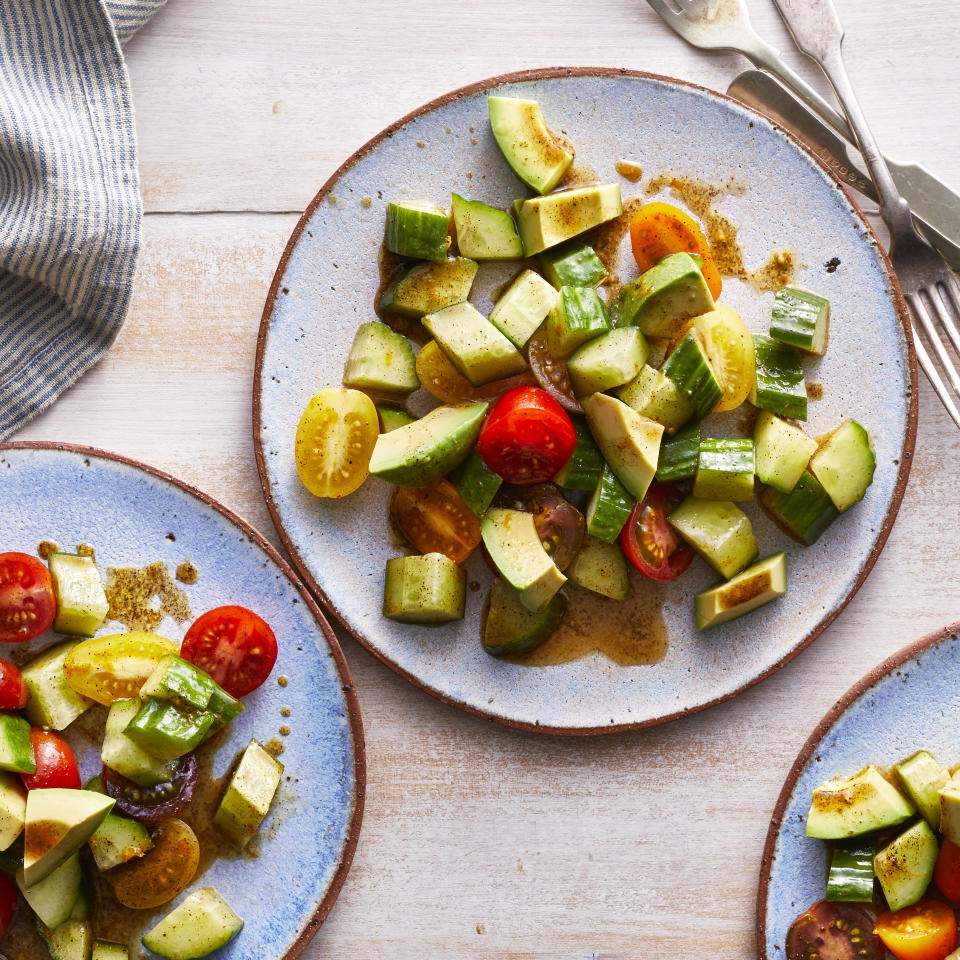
left=922, top=285, right=960, bottom=362
left=644, top=0, right=687, bottom=24
left=940, top=272, right=960, bottom=317
left=912, top=334, right=960, bottom=430
left=909, top=291, right=960, bottom=417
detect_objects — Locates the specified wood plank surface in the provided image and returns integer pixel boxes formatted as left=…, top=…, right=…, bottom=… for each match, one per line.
left=13, top=0, right=960, bottom=956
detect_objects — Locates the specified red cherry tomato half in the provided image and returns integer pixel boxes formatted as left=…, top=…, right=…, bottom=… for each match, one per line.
left=0, top=552, right=56, bottom=644
left=180, top=605, right=278, bottom=698
left=0, top=871, right=16, bottom=938
left=477, top=386, right=577, bottom=485
left=935, top=838, right=960, bottom=902
left=618, top=482, right=694, bottom=581
left=0, top=656, right=28, bottom=709
left=21, top=729, right=80, bottom=790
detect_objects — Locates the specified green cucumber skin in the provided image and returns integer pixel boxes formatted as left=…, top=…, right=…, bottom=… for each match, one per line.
left=693, top=439, right=755, bottom=501
left=770, top=286, right=830, bottom=355
left=539, top=242, right=608, bottom=288
left=451, top=194, right=523, bottom=261
left=383, top=553, right=466, bottom=624
left=547, top=286, right=611, bottom=356
left=482, top=579, right=566, bottom=657
left=554, top=417, right=604, bottom=491
left=0, top=711, right=37, bottom=774
left=827, top=838, right=875, bottom=902
left=760, top=470, right=838, bottom=545
left=586, top=466, right=635, bottom=543
left=655, top=421, right=701, bottom=483
left=385, top=202, right=450, bottom=262
left=751, top=335, right=807, bottom=421
left=450, top=450, right=503, bottom=518
left=661, top=333, right=723, bottom=418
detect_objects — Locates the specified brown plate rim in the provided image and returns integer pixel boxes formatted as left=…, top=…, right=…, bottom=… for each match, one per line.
left=252, top=65, right=918, bottom=736
left=754, top=618, right=960, bottom=958
left=0, top=439, right=366, bottom=960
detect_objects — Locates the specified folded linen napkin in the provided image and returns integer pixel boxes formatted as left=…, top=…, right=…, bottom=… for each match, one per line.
left=0, top=0, right=168, bottom=439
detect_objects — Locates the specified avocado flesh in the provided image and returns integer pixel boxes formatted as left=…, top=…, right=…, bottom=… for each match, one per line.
left=616, top=365, right=694, bottom=434
left=481, top=509, right=566, bottom=613
left=368, top=402, right=488, bottom=487
left=516, top=183, right=622, bottom=256
left=142, top=887, right=243, bottom=960
left=0, top=771, right=26, bottom=851
left=874, top=819, right=938, bottom=912
left=896, top=750, right=949, bottom=830
left=488, top=96, right=574, bottom=195
left=23, top=788, right=115, bottom=886
left=214, top=740, right=284, bottom=848
left=694, top=553, right=786, bottom=630
left=805, top=765, right=915, bottom=839
left=583, top=393, right=663, bottom=502
left=668, top=497, right=758, bottom=580
left=618, top=252, right=716, bottom=338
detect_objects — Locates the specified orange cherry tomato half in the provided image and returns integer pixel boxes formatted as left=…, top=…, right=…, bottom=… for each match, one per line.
left=416, top=340, right=535, bottom=405
left=391, top=479, right=482, bottom=564
left=628, top=201, right=722, bottom=299
left=935, top=838, right=960, bottom=902
left=875, top=899, right=959, bottom=960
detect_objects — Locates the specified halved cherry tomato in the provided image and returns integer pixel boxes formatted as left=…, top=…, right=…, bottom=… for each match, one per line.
left=181, top=605, right=277, bottom=698
left=875, top=899, right=958, bottom=960
left=103, top=755, right=197, bottom=823
left=107, top=818, right=200, bottom=909
left=0, top=656, right=27, bottom=709
left=391, top=479, right=481, bottom=563
left=619, top=482, right=694, bottom=581
left=64, top=631, right=177, bottom=704
left=0, top=872, right=16, bottom=938
left=787, top=901, right=883, bottom=960
left=935, top=838, right=960, bottom=902
left=20, top=729, right=80, bottom=790
left=295, top=387, right=379, bottom=498
left=477, top=386, right=577, bottom=485
left=526, top=329, right=582, bottom=414
left=501, top=484, right=585, bottom=571
left=0, top=552, right=56, bottom=644
left=692, top=304, right=755, bottom=412
left=416, top=339, right=535, bottom=405
left=629, top=201, right=722, bottom=299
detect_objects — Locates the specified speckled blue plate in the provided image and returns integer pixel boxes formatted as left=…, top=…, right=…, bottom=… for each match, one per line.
left=757, top=621, right=960, bottom=957
left=0, top=442, right=364, bottom=960
left=254, top=67, right=916, bottom=734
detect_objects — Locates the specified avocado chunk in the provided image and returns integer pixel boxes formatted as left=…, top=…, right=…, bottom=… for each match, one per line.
left=808, top=419, right=876, bottom=512
left=422, top=301, right=527, bottom=386
left=0, top=770, right=26, bottom=851
left=368, top=403, right=488, bottom=487
left=0, top=711, right=36, bottom=775
left=516, top=183, right=622, bottom=256
left=583, top=393, right=663, bottom=502
left=16, top=851, right=81, bottom=928
left=487, top=96, right=574, bottom=194
left=23, top=787, right=115, bottom=886
left=481, top=509, right=566, bottom=613
left=101, top=698, right=181, bottom=788
left=342, top=321, right=419, bottom=398
left=874, top=820, right=938, bottom=912
left=48, top=552, right=109, bottom=637
left=214, top=740, right=284, bottom=848
left=383, top=553, right=466, bottom=624
left=668, top=497, right=758, bottom=580
left=451, top=194, right=523, bottom=260
left=566, top=535, right=631, bottom=601
left=21, top=641, right=93, bottom=731
left=142, top=886, right=243, bottom=960
left=385, top=200, right=450, bottom=262
left=488, top=269, right=559, bottom=349
left=379, top=257, right=478, bottom=318
left=567, top=327, right=648, bottom=397
left=938, top=776, right=960, bottom=846
left=482, top=578, right=566, bottom=656
left=616, top=365, right=694, bottom=434
left=617, top=252, right=716, bottom=338
left=805, top=765, right=915, bottom=839
left=896, top=751, right=949, bottom=831
left=694, top=553, right=786, bottom=630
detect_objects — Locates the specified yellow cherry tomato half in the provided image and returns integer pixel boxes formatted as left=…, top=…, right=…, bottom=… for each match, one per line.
left=294, top=387, right=378, bottom=498
left=629, top=201, right=722, bottom=299
left=108, top=818, right=200, bottom=909
left=692, top=304, right=755, bottom=413
left=415, top=340, right=535, bottom=405
left=63, top=632, right=177, bottom=705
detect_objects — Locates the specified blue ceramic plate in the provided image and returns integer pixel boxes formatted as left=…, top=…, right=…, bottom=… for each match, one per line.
left=757, top=621, right=960, bottom=958
left=254, top=68, right=916, bottom=734
left=0, top=442, right=364, bottom=960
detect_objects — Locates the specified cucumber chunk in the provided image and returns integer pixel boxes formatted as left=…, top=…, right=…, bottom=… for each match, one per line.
left=874, top=820, right=938, bottom=912
left=516, top=183, right=622, bottom=255
left=655, top=421, right=701, bottom=483
left=760, top=470, right=838, bottom=545
left=826, top=837, right=875, bottom=903
left=342, top=321, right=419, bottom=398
left=449, top=449, right=502, bottom=518
left=567, top=536, right=630, bottom=601
left=661, top=332, right=723, bottom=419
left=750, top=334, right=807, bottom=421
left=668, top=497, right=758, bottom=580
left=896, top=750, right=949, bottom=830
left=585, top=466, right=634, bottom=543
left=124, top=698, right=216, bottom=761
left=92, top=941, right=129, bottom=960
left=0, top=712, right=36, bottom=774
left=616, top=365, right=694, bottom=433
left=141, top=886, right=244, bottom=960
left=482, top=578, right=565, bottom=657
left=539, top=241, right=607, bottom=289
left=379, top=257, right=478, bottom=318
left=567, top=327, right=648, bottom=397
left=553, top=416, right=604, bottom=491
left=383, top=553, right=466, bottom=624
left=693, top=438, right=755, bottom=502
left=422, top=301, right=527, bottom=386
left=694, top=553, right=786, bottom=629
left=0, top=770, right=26, bottom=850
left=40, top=918, right=93, bottom=960
left=376, top=405, right=415, bottom=433
left=101, top=699, right=180, bottom=787
left=17, top=852, right=81, bottom=929
left=451, top=194, right=523, bottom=260
left=385, top=200, right=450, bottom=261
left=21, top=642, right=92, bottom=731
left=488, top=269, right=558, bottom=348
left=214, top=740, right=284, bottom=848
left=547, top=285, right=612, bottom=357
left=753, top=410, right=816, bottom=494
left=808, top=419, right=876, bottom=512
left=48, top=553, right=108, bottom=637
left=770, top=286, right=830, bottom=355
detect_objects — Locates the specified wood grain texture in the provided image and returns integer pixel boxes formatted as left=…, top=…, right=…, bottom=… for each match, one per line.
left=14, top=0, right=960, bottom=956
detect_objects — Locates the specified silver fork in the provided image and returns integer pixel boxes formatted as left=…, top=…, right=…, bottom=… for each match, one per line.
left=768, top=0, right=960, bottom=428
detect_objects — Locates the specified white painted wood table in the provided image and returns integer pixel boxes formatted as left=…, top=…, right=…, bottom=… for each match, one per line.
left=16, top=1, right=960, bottom=956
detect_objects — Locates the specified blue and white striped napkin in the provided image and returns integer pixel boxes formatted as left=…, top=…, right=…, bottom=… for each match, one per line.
left=0, top=0, right=168, bottom=439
